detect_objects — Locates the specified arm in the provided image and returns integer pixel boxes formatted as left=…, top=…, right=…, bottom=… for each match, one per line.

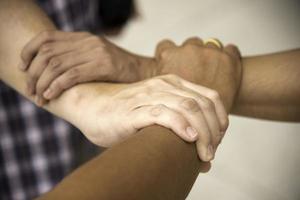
left=232, top=49, right=300, bottom=121
left=0, top=0, right=228, bottom=161
left=0, top=0, right=75, bottom=121
left=0, top=3, right=209, bottom=196
left=37, top=126, right=205, bottom=200
left=154, top=39, right=300, bottom=122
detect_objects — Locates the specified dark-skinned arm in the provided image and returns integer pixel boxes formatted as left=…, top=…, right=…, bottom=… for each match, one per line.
left=232, top=49, right=300, bottom=122
left=37, top=126, right=206, bottom=200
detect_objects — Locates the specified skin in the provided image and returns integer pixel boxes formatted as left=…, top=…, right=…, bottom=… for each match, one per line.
left=24, top=31, right=300, bottom=122
left=154, top=40, right=300, bottom=122
left=36, top=126, right=207, bottom=200
left=0, top=0, right=231, bottom=162
left=233, top=49, right=300, bottom=121
left=19, top=31, right=157, bottom=105
left=0, top=1, right=231, bottom=199
left=1, top=0, right=298, bottom=199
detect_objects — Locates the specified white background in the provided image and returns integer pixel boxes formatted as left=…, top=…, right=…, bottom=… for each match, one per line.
left=109, top=0, right=300, bottom=199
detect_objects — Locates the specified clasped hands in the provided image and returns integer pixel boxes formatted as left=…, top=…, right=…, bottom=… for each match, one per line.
left=19, top=31, right=242, bottom=162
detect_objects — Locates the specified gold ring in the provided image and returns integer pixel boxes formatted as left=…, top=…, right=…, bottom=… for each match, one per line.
left=204, top=38, right=223, bottom=49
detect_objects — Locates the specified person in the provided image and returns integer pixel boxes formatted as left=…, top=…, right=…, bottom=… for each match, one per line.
left=0, top=0, right=233, bottom=199
left=33, top=38, right=299, bottom=200
left=1, top=0, right=299, bottom=200
left=20, top=11, right=300, bottom=200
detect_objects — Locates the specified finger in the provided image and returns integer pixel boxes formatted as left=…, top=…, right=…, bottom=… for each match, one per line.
left=181, top=37, right=204, bottom=47
left=224, top=44, right=241, bottom=59
left=199, top=162, right=212, bottom=173
left=166, top=87, right=222, bottom=149
left=26, top=50, right=52, bottom=95
left=37, top=41, right=77, bottom=57
left=42, top=63, right=98, bottom=100
left=141, top=93, right=214, bottom=161
left=179, top=78, right=229, bottom=132
left=20, top=30, right=89, bottom=70
left=25, top=41, right=84, bottom=96
left=155, top=39, right=177, bottom=58
left=130, top=104, right=198, bottom=142
left=36, top=50, right=94, bottom=99
left=204, top=38, right=223, bottom=50
left=159, top=74, right=228, bottom=132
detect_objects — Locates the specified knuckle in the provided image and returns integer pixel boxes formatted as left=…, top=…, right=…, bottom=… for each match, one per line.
left=147, top=78, right=167, bottom=87
left=199, top=96, right=214, bottom=110
left=165, top=73, right=180, bottom=80
left=150, top=104, right=166, bottom=116
left=39, top=43, right=53, bottom=53
left=48, top=58, right=61, bottom=68
left=207, top=90, right=221, bottom=101
left=183, top=44, right=197, bottom=51
left=160, top=50, right=171, bottom=60
left=39, top=30, right=54, bottom=40
left=157, top=39, right=173, bottom=49
left=180, top=98, right=200, bottom=112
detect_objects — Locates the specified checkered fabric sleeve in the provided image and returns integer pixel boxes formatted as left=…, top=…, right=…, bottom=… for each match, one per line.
left=0, top=0, right=101, bottom=199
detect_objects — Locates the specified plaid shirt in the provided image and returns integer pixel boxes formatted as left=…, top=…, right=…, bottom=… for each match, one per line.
left=0, top=0, right=102, bottom=199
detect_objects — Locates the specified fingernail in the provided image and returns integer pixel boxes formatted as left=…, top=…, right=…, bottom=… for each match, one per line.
left=35, top=96, right=41, bottom=106
left=207, top=145, right=214, bottom=160
left=186, top=127, right=198, bottom=140
left=27, top=86, right=33, bottom=95
left=43, top=89, right=52, bottom=99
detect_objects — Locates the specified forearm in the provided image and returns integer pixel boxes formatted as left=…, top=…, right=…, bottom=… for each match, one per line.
left=0, top=0, right=153, bottom=123
left=37, top=126, right=203, bottom=200
left=232, top=49, right=300, bottom=121
left=0, top=0, right=65, bottom=113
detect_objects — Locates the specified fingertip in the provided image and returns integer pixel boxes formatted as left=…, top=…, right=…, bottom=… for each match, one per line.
left=155, top=39, right=176, bottom=58
left=182, top=36, right=204, bottom=47
left=224, top=44, right=241, bottom=59
left=19, top=62, right=27, bottom=71
left=43, top=88, right=53, bottom=99
left=197, top=144, right=214, bottom=162
left=220, top=118, right=229, bottom=132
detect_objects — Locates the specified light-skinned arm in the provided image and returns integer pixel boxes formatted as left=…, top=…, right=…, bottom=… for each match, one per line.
left=0, top=0, right=229, bottom=161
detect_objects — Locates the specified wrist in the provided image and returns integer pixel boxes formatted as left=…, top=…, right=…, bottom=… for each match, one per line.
left=44, top=83, right=104, bottom=129
left=136, top=56, right=158, bottom=80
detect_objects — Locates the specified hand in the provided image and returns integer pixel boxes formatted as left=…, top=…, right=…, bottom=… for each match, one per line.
left=154, top=37, right=242, bottom=112
left=19, top=30, right=153, bottom=105
left=72, top=74, right=228, bottom=162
